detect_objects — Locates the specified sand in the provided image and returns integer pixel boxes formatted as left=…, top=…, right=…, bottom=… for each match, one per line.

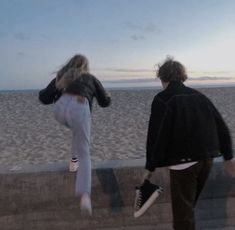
left=0, top=86, right=234, bottom=167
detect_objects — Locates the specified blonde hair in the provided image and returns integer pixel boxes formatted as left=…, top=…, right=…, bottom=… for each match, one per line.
left=56, top=54, right=89, bottom=90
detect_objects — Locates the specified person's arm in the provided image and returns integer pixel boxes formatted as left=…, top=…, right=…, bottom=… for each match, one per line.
left=209, top=99, right=233, bottom=160
left=39, top=78, right=62, bottom=105
left=208, top=99, right=234, bottom=177
left=94, top=78, right=111, bottom=107
left=214, top=110, right=235, bottom=177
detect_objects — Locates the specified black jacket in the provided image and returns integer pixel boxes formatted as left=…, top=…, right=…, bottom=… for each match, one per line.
left=39, top=74, right=111, bottom=110
left=145, top=81, right=233, bottom=171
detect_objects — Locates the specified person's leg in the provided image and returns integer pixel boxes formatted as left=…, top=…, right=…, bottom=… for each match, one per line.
left=53, top=95, right=71, bottom=128
left=170, top=160, right=213, bottom=230
left=54, top=95, right=79, bottom=171
left=56, top=96, right=92, bottom=214
left=194, top=159, right=213, bottom=205
left=170, top=164, right=198, bottom=230
left=73, top=128, right=91, bottom=196
left=66, top=98, right=92, bottom=196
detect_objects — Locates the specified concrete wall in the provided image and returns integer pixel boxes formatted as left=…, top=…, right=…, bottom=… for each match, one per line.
left=0, top=158, right=235, bottom=230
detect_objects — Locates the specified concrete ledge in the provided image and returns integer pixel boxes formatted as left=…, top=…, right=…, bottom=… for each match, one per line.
left=0, top=158, right=235, bottom=230
left=0, top=158, right=145, bottom=174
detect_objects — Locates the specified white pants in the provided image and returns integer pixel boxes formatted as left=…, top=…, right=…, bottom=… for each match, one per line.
left=54, top=94, right=91, bottom=196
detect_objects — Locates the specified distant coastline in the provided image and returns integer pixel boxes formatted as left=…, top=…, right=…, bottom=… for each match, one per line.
left=1, top=76, right=235, bottom=92
left=103, top=78, right=235, bottom=90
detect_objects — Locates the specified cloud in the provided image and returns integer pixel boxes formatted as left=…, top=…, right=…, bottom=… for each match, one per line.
left=130, top=34, right=145, bottom=41
left=13, top=32, right=49, bottom=42
left=189, top=71, right=234, bottom=75
left=103, top=78, right=156, bottom=83
left=16, top=51, right=26, bottom=57
left=39, top=34, right=50, bottom=42
left=189, top=76, right=234, bottom=81
left=143, top=22, right=159, bottom=33
left=125, top=21, right=160, bottom=33
left=124, top=21, right=160, bottom=41
left=125, top=21, right=142, bottom=31
left=105, top=68, right=154, bottom=73
left=14, top=32, right=30, bottom=41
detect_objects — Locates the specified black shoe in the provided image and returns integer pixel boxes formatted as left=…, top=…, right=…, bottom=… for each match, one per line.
left=134, top=179, right=163, bottom=218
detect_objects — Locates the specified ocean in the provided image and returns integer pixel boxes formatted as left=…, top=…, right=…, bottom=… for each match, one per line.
left=1, top=77, right=235, bottom=92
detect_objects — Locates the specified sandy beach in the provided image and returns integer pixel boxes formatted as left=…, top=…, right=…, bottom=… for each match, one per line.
left=0, top=86, right=234, bottom=167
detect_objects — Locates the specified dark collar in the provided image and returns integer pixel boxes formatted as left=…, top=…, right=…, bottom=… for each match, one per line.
left=167, top=81, right=185, bottom=89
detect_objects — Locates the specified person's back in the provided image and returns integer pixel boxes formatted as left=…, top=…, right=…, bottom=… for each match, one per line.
left=63, top=73, right=111, bottom=109
left=149, top=81, right=231, bottom=168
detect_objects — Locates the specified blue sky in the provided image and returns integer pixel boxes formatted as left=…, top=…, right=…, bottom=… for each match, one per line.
left=1, top=0, right=235, bottom=90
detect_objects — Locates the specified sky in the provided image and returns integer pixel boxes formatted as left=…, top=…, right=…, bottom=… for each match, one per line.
left=1, top=0, right=235, bottom=90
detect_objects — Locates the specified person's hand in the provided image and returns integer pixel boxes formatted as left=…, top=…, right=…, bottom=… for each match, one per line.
left=223, top=158, right=235, bottom=178
left=141, top=169, right=153, bottom=183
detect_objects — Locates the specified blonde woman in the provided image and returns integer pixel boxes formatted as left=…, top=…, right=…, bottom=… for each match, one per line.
left=39, top=54, right=111, bottom=215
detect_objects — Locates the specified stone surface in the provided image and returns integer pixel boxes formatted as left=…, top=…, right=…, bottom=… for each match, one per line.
left=0, top=158, right=235, bottom=230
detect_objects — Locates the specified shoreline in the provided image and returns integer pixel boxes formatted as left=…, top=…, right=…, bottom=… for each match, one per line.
left=106, top=83, right=235, bottom=91
left=1, top=82, right=235, bottom=93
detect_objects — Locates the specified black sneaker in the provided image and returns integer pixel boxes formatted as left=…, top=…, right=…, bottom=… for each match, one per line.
left=134, top=179, right=163, bottom=218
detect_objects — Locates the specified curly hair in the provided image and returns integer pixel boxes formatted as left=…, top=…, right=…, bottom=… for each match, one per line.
left=156, top=57, right=188, bottom=82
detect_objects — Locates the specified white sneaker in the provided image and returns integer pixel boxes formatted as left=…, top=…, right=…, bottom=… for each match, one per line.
left=69, top=158, right=79, bottom=172
left=80, top=194, right=92, bottom=216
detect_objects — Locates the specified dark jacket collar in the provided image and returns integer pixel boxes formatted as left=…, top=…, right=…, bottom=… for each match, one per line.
left=168, top=81, right=184, bottom=87
left=166, top=81, right=185, bottom=90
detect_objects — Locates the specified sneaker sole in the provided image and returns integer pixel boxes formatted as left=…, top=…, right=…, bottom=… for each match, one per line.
left=69, top=168, right=78, bottom=172
left=134, top=188, right=162, bottom=218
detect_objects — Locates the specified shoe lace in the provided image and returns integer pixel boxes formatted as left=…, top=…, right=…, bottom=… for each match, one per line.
left=135, top=190, right=142, bottom=209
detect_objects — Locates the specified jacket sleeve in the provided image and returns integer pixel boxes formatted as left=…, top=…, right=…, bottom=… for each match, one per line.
left=39, top=78, right=62, bottom=105
left=94, top=78, right=111, bottom=107
left=145, top=96, right=167, bottom=171
left=209, top=100, right=233, bottom=160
